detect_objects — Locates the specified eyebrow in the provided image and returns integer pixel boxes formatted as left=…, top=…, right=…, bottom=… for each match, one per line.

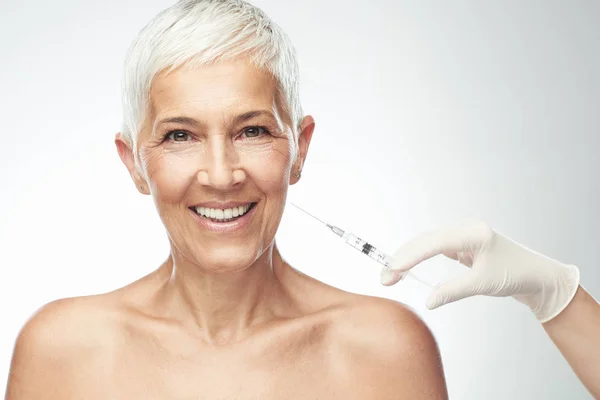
left=156, top=110, right=277, bottom=128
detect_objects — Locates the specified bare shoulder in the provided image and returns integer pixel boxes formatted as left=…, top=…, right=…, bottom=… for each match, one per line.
left=328, top=294, right=448, bottom=399
left=334, top=294, right=439, bottom=356
left=6, top=295, right=120, bottom=399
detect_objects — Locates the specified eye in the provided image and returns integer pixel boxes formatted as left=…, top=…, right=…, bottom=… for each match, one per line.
left=241, top=126, right=269, bottom=138
left=164, top=130, right=191, bottom=142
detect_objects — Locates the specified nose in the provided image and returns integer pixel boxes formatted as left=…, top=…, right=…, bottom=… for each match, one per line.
left=196, top=136, right=245, bottom=190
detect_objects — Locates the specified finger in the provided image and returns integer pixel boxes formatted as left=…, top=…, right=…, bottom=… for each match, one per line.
left=380, top=267, right=407, bottom=286
left=389, top=230, right=445, bottom=273
left=425, top=272, right=480, bottom=310
left=390, top=219, right=493, bottom=272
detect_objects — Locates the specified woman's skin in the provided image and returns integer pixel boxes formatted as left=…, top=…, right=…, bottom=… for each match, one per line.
left=5, top=58, right=448, bottom=399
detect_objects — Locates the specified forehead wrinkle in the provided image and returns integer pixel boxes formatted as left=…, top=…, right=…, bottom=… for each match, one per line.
left=144, top=61, right=291, bottom=139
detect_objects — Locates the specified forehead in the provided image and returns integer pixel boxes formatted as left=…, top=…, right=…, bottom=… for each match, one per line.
left=149, top=58, right=279, bottom=120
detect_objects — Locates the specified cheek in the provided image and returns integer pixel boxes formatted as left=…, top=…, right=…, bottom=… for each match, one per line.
left=145, top=153, right=198, bottom=205
left=243, top=145, right=292, bottom=192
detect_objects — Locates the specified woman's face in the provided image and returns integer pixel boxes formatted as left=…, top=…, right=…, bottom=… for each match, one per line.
left=117, top=58, right=314, bottom=272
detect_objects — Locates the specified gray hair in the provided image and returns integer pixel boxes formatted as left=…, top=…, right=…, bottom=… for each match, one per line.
left=120, top=0, right=303, bottom=153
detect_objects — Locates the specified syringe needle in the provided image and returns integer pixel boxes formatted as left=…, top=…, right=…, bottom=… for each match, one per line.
left=289, top=202, right=328, bottom=226
left=290, top=202, right=346, bottom=237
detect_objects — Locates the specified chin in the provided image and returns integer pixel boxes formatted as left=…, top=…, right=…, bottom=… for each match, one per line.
left=186, top=245, right=264, bottom=273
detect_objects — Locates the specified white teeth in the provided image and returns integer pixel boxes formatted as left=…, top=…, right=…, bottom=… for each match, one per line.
left=194, top=204, right=252, bottom=221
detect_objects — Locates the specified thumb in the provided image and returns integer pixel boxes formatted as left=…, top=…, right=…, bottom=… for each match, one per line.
left=426, top=273, right=480, bottom=310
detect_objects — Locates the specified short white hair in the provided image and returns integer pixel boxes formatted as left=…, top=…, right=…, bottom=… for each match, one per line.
left=120, top=0, right=303, bottom=152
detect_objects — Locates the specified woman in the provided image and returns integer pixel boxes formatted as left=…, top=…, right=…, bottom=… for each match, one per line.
left=5, top=1, right=448, bottom=399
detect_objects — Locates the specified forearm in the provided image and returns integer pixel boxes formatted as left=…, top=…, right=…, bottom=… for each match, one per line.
left=542, top=285, right=600, bottom=398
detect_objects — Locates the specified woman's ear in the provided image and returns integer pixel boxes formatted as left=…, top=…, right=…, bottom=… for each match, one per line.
left=290, top=115, right=315, bottom=185
left=114, top=132, right=150, bottom=195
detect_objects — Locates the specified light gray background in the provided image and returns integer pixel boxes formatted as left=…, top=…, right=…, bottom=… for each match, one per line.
left=1, top=0, right=598, bottom=398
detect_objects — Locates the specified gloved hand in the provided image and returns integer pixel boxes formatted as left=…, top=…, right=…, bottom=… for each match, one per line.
left=380, top=219, right=580, bottom=323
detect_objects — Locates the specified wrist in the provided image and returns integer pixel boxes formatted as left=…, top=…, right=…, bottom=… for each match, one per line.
left=538, top=264, right=580, bottom=323
left=516, top=264, right=580, bottom=323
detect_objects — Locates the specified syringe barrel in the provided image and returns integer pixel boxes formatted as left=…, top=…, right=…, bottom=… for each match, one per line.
left=339, top=232, right=430, bottom=287
left=342, top=232, right=396, bottom=270
left=291, top=204, right=431, bottom=286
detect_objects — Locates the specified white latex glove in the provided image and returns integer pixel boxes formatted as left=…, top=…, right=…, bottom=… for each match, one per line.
left=380, top=219, right=580, bottom=323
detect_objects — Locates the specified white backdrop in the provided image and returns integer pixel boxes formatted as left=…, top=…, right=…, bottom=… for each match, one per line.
left=1, top=0, right=598, bottom=398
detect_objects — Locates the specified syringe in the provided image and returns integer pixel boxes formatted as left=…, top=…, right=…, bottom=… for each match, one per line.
left=290, top=203, right=434, bottom=288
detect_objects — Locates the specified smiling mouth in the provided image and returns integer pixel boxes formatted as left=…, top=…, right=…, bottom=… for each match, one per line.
left=190, top=202, right=257, bottom=223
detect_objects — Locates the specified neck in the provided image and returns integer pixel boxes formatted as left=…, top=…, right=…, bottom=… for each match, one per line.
left=157, top=243, right=296, bottom=345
